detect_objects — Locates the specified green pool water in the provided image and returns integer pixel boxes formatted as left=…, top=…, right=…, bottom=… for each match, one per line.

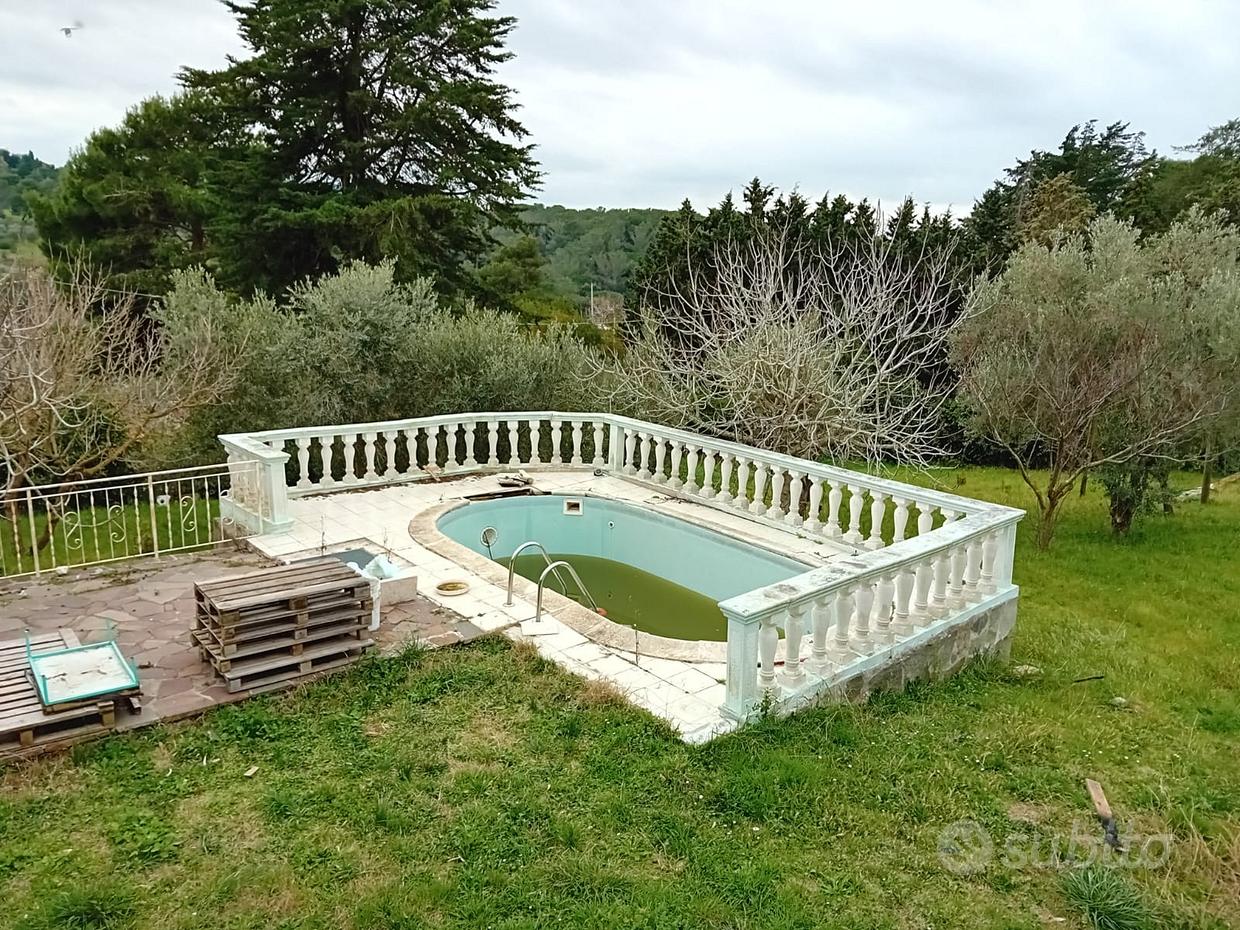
left=503, top=552, right=727, bottom=641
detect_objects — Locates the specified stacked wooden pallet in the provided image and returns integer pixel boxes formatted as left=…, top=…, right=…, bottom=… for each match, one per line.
left=0, top=630, right=121, bottom=758
left=193, top=561, right=374, bottom=693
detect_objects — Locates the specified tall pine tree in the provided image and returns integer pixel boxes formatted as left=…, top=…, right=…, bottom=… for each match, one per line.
left=183, top=0, right=539, bottom=294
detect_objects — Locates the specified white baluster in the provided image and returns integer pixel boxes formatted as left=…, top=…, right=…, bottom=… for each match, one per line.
left=503, top=420, right=519, bottom=465
left=810, top=592, right=834, bottom=673
left=653, top=438, right=667, bottom=483
left=527, top=419, right=543, bottom=463
left=805, top=477, right=823, bottom=533
left=916, top=502, right=935, bottom=539
left=434, top=426, right=447, bottom=469
left=623, top=428, right=637, bottom=475
left=487, top=421, right=500, bottom=466
left=699, top=450, right=716, bottom=499
left=570, top=421, right=583, bottom=465
left=930, top=510, right=956, bottom=617
left=782, top=603, right=806, bottom=685
left=749, top=463, right=768, bottom=514
left=362, top=431, right=378, bottom=481
left=591, top=422, right=605, bottom=466
left=735, top=457, right=751, bottom=509
left=892, top=496, right=910, bottom=542
left=295, top=436, right=312, bottom=488
left=874, top=572, right=896, bottom=645
left=669, top=442, right=684, bottom=489
left=964, top=538, right=983, bottom=602
left=758, top=611, right=781, bottom=695
left=340, top=433, right=359, bottom=484
left=949, top=541, right=967, bottom=608
left=866, top=491, right=888, bottom=549
left=683, top=446, right=700, bottom=494
left=784, top=471, right=804, bottom=526
left=893, top=566, right=914, bottom=637
left=717, top=453, right=734, bottom=502
left=550, top=419, right=563, bottom=465
left=912, top=556, right=933, bottom=625
left=826, top=481, right=843, bottom=538
left=635, top=432, right=651, bottom=479
left=833, top=584, right=856, bottom=659
left=843, top=485, right=864, bottom=544
left=981, top=531, right=999, bottom=594
left=765, top=467, right=785, bottom=519
left=383, top=430, right=399, bottom=478
left=318, top=436, right=335, bottom=487
left=853, top=579, right=874, bottom=654
left=463, top=422, right=477, bottom=467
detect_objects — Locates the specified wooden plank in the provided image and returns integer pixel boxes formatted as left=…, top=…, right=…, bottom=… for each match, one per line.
left=193, top=559, right=347, bottom=594
left=195, top=561, right=360, bottom=605
left=193, top=605, right=370, bottom=654
left=221, top=646, right=373, bottom=694
left=196, top=591, right=369, bottom=633
left=193, top=621, right=367, bottom=669
left=209, top=577, right=370, bottom=613
left=1085, top=778, right=1112, bottom=820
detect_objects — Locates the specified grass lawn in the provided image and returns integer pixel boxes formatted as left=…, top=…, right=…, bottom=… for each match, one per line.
left=1, top=469, right=1237, bottom=930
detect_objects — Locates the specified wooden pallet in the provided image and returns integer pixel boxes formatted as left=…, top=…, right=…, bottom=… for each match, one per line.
left=195, top=560, right=370, bottom=619
left=210, top=636, right=374, bottom=692
left=192, top=618, right=368, bottom=671
left=191, top=601, right=371, bottom=655
left=194, top=560, right=374, bottom=692
left=0, top=631, right=119, bottom=757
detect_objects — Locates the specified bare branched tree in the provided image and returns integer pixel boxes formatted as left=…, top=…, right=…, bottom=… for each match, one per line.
left=0, top=264, right=242, bottom=546
left=588, top=216, right=965, bottom=465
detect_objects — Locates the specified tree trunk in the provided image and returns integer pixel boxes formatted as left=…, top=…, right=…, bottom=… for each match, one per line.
left=1201, top=436, right=1214, bottom=505
left=1035, top=496, right=1063, bottom=550
left=1078, top=470, right=1089, bottom=497
left=1109, top=496, right=1136, bottom=535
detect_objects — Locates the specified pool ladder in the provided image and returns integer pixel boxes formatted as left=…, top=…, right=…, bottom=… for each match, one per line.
left=505, top=540, right=600, bottom=619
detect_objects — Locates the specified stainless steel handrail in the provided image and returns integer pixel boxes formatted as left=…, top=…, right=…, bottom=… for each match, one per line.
left=535, top=560, right=598, bottom=623
left=505, top=540, right=599, bottom=613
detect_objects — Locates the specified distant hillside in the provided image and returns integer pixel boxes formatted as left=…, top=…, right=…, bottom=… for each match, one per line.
left=0, top=149, right=59, bottom=258
left=500, top=204, right=672, bottom=302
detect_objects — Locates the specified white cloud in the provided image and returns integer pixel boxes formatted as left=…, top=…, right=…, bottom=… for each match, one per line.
left=2, top=0, right=1236, bottom=211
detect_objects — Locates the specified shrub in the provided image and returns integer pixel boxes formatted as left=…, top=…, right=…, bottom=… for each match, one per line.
left=157, top=261, right=593, bottom=464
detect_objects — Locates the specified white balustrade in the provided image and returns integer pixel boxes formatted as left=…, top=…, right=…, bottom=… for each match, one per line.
left=224, top=412, right=1023, bottom=725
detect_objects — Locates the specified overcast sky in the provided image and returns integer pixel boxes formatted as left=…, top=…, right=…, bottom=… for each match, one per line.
left=2, top=1, right=1236, bottom=213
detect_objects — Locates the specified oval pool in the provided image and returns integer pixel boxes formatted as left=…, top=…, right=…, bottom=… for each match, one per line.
left=436, top=494, right=810, bottom=641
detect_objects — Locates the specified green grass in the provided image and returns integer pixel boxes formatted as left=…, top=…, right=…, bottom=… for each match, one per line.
left=1, top=469, right=1237, bottom=929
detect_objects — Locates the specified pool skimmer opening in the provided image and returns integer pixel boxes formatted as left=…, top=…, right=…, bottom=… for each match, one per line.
left=563, top=498, right=583, bottom=516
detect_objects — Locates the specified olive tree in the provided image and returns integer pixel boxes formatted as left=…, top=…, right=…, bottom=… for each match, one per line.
left=953, top=211, right=1240, bottom=548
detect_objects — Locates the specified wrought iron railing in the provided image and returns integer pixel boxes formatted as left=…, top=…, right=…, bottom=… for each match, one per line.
left=0, top=463, right=259, bottom=579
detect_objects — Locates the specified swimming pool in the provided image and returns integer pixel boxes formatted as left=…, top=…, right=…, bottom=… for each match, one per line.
left=436, top=494, right=810, bottom=641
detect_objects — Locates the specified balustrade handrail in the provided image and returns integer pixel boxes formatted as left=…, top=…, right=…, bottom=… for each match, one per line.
left=224, top=411, right=1022, bottom=520
left=717, top=509, right=1022, bottom=623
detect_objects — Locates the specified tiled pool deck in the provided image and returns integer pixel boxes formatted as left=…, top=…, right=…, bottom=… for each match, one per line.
left=251, top=471, right=857, bottom=743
